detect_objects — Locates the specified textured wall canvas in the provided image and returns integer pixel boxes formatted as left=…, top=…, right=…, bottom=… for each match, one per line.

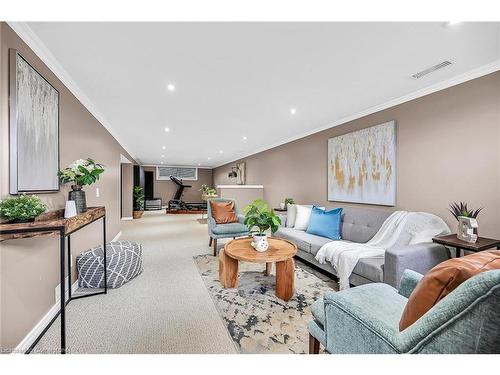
left=10, top=50, right=59, bottom=193
left=328, top=121, right=396, bottom=206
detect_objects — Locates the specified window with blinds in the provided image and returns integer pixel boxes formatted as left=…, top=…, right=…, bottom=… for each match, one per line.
left=156, top=166, right=198, bottom=181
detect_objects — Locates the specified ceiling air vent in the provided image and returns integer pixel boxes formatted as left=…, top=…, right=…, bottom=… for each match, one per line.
left=157, top=166, right=198, bottom=181
left=411, top=61, right=453, bottom=79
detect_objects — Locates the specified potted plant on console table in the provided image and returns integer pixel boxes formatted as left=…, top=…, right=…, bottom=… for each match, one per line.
left=58, top=158, right=105, bottom=214
left=0, top=194, right=47, bottom=223
left=243, top=199, right=281, bottom=252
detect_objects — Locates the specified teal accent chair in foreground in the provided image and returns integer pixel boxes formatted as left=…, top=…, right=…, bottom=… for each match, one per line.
left=207, top=198, right=249, bottom=256
left=308, top=269, right=500, bottom=354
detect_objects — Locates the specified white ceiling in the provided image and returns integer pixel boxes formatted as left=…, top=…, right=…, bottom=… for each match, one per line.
left=22, top=22, right=500, bottom=167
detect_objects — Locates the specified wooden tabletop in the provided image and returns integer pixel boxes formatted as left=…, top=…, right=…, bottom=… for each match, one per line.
left=224, top=237, right=297, bottom=263
left=0, top=206, right=105, bottom=241
left=432, top=234, right=500, bottom=251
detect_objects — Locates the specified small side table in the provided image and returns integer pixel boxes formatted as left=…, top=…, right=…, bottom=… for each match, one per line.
left=432, top=234, right=500, bottom=258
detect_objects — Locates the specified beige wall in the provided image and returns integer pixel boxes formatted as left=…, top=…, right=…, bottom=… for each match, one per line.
left=121, top=163, right=134, bottom=218
left=214, top=72, right=500, bottom=238
left=143, top=167, right=213, bottom=205
left=0, top=23, right=136, bottom=351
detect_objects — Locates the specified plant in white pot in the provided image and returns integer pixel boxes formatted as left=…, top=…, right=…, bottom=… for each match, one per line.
left=243, top=199, right=281, bottom=252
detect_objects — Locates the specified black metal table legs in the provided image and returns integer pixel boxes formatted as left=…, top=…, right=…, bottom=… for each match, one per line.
left=59, top=216, right=107, bottom=354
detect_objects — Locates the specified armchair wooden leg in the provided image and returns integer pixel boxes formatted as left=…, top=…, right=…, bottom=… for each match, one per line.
left=209, top=237, right=213, bottom=247
left=213, top=238, right=218, bottom=256
left=309, top=333, right=320, bottom=354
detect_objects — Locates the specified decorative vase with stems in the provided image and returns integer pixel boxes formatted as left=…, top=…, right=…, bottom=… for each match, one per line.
left=243, top=199, right=281, bottom=252
left=58, top=158, right=105, bottom=215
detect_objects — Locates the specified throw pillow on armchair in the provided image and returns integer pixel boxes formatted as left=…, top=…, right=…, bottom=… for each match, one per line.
left=210, top=201, right=238, bottom=224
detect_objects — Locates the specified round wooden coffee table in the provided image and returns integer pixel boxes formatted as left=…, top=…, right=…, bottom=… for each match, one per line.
left=219, top=237, right=298, bottom=301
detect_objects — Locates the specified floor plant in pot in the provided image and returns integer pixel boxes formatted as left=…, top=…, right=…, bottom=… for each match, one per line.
left=0, top=194, right=47, bottom=223
left=133, top=186, right=145, bottom=219
left=58, top=158, right=105, bottom=214
left=243, top=199, right=281, bottom=252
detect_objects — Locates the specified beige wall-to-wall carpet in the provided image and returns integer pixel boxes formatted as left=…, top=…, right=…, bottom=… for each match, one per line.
left=214, top=72, right=500, bottom=238
left=32, top=212, right=238, bottom=354
left=0, top=22, right=136, bottom=351
left=143, top=166, right=213, bottom=205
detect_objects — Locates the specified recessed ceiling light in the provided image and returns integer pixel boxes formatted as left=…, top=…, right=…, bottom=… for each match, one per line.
left=160, top=161, right=164, bottom=164
left=162, top=146, right=166, bottom=150
left=207, top=157, right=211, bottom=160
left=219, top=150, right=223, bottom=154
left=161, top=154, right=165, bottom=158
left=243, top=136, right=247, bottom=140
left=198, top=163, right=201, bottom=166
left=167, top=83, right=175, bottom=92
left=164, top=127, right=170, bottom=132
left=290, top=108, right=297, bottom=115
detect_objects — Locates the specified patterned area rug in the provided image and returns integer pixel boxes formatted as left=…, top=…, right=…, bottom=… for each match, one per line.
left=194, top=254, right=338, bottom=353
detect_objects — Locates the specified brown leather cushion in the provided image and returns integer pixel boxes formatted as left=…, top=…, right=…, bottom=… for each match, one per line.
left=210, top=201, right=238, bottom=224
left=399, top=250, right=500, bottom=331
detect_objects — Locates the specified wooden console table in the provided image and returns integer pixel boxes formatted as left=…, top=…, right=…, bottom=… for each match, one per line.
left=0, top=206, right=107, bottom=354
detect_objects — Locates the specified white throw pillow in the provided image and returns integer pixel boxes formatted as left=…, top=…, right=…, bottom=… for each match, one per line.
left=286, top=204, right=297, bottom=228
left=294, top=205, right=320, bottom=230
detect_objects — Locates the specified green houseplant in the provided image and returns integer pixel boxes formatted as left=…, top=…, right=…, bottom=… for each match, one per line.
left=0, top=194, right=47, bottom=223
left=244, top=199, right=281, bottom=251
left=449, top=201, right=483, bottom=221
left=133, top=186, right=145, bottom=219
left=58, top=158, right=105, bottom=214
left=199, top=184, right=217, bottom=196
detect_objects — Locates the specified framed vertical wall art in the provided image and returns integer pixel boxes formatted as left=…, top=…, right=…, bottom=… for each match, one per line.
left=328, top=121, right=396, bottom=206
left=9, top=49, right=60, bottom=194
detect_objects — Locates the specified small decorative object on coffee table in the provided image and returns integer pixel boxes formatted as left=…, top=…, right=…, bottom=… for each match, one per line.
left=243, top=199, right=281, bottom=252
left=58, top=158, right=105, bottom=214
left=432, top=234, right=500, bottom=258
left=219, top=237, right=297, bottom=301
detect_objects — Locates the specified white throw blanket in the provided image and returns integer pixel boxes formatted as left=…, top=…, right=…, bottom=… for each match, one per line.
left=315, top=211, right=450, bottom=290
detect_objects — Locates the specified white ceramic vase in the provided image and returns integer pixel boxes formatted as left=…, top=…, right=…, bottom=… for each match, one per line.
left=252, top=234, right=269, bottom=252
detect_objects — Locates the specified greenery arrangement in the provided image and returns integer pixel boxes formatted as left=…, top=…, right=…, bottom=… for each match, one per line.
left=58, top=158, right=105, bottom=186
left=0, top=194, right=47, bottom=223
left=200, top=184, right=217, bottom=196
left=133, top=186, right=145, bottom=211
left=449, top=201, right=483, bottom=221
left=284, top=198, right=295, bottom=206
left=243, top=199, right=281, bottom=236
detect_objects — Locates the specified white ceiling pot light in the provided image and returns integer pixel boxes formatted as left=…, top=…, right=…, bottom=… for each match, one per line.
left=17, top=22, right=500, bottom=167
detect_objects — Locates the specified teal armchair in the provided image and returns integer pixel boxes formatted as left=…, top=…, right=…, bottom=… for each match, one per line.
left=207, top=198, right=249, bottom=256
left=308, top=269, right=500, bottom=354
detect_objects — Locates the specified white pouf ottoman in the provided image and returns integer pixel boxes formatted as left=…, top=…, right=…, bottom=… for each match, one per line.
left=77, top=241, right=143, bottom=289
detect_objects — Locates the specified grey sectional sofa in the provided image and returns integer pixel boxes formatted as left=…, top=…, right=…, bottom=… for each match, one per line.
left=274, top=206, right=451, bottom=288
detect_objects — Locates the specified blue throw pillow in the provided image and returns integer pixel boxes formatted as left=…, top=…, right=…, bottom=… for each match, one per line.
left=306, top=206, right=343, bottom=240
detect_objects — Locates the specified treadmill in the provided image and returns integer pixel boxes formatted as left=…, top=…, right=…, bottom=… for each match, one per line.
left=167, top=176, right=207, bottom=211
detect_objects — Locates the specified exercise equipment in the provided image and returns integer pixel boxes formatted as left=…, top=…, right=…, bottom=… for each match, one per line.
left=168, top=176, right=207, bottom=211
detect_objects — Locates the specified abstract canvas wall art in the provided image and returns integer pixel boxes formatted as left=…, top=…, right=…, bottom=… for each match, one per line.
left=328, top=121, right=396, bottom=206
left=9, top=49, right=59, bottom=194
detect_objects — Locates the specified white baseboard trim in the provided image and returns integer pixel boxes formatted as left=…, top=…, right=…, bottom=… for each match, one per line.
left=13, top=279, right=78, bottom=354
left=121, top=217, right=133, bottom=221
left=112, top=231, right=122, bottom=242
